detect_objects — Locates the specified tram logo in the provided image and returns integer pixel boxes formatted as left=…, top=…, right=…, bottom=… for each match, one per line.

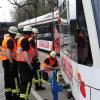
left=77, top=69, right=86, bottom=98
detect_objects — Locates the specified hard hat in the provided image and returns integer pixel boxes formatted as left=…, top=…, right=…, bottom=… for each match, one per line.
left=32, top=28, right=39, bottom=33
left=23, top=26, right=32, bottom=32
left=8, top=26, right=18, bottom=34
left=50, top=51, right=56, bottom=58
left=15, top=33, right=21, bottom=39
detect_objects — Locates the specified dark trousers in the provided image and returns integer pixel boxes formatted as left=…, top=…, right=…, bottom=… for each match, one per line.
left=2, top=59, right=19, bottom=100
left=34, top=64, right=42, bottom=88
left=18, top=62, right=33, bottom=100
left=11, top=60, right=19, bottom=100
left=41, top=71, right=49, bottom=81
left=32, top=57, right=43, bottom=89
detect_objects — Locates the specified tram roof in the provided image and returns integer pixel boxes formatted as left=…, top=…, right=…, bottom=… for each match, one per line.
left=18, top=10, right=60, bottom=28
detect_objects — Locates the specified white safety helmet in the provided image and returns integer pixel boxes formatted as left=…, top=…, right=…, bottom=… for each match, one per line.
left=8, top=26, right=18, bottom=34
left=50, top=51, right=56, bottom=58
left=23, top=26, right=32, bottom=32
left=32, top=28, right=39, bottom=33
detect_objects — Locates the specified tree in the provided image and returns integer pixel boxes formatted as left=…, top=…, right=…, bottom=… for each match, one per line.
left=46, top=0, right=58, bottom=11
left=8, top=0, right=58, bottom=24
left=8, top=0, right=39, bottom=24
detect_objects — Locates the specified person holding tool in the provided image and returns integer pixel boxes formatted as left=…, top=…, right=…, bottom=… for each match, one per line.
left=41, top=51, right=59, bottom=81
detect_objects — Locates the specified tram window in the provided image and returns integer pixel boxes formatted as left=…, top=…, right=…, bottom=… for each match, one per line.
left=91, top=0, right=100, bottom=47
left=34, top=23, right=53, bottom=41
left=60, top=0, right=93, bottom=66
left=76, top=0, right=93, bottom=66
left=69, top=0, right=93, bottom=66
left=60, top=23, right=74, bottom=59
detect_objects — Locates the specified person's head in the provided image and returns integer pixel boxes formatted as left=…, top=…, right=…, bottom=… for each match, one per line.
left=8, top=26, right=18, bottom=38
left=23, top=26, right=32, bottom=38
left=50, top=51, right=56, bottom=58
left=32, top=28, right=39, bottom=38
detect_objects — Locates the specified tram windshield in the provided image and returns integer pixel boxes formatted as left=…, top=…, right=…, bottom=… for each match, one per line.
left=91, top=0, right=100, bottom=47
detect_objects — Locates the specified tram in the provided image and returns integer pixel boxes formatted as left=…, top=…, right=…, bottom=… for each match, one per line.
left=59, top=0, right=100, bottom=100
left=18, top=10, right=64, bottom=54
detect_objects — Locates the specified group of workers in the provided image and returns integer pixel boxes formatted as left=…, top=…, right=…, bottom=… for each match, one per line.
left=0, top=25, right=59, bottom=100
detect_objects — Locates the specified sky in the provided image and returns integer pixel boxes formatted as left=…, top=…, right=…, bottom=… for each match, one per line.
left=0, top=0, right=76, bottom=22
left=0, top=0, right=15, bottom=22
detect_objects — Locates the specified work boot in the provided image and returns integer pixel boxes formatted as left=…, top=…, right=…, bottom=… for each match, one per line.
left=12, top=94, right=19, bottom=100
left=5, top=92, right=13, bottom=100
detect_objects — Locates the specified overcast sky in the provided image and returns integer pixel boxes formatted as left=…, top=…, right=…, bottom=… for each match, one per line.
left=0, top=0, right=76, bottom=22
left=0, top=0, right=14, bottom=22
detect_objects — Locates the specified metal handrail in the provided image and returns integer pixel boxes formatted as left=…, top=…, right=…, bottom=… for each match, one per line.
left=73, top=76, right=100, bottom=100
left=73, top=76, right=100, bottom=91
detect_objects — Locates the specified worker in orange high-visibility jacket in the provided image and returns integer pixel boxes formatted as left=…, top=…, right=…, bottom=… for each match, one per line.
left=17, top=26, right=34, bottom=100
left=31, top=28, right=45, bottom=90
left=41, top=51, right=59, bottom=81
left=0, top=26, right=19, bottom=100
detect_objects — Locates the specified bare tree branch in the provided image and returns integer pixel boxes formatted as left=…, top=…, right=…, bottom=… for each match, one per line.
left=7, top=0, right=35, bottom=8
left=9, top=0, right=58, bottom=23
left=8, top=0, right=16, bottom=5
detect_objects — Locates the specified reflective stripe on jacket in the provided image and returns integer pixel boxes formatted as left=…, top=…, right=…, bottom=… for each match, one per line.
left=17, top=36, right=33, bottom=62
left=0, top=35, right=16, bottom=60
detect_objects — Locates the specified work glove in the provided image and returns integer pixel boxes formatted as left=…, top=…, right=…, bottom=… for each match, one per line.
left=53, top=67, right=59, bottom=71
